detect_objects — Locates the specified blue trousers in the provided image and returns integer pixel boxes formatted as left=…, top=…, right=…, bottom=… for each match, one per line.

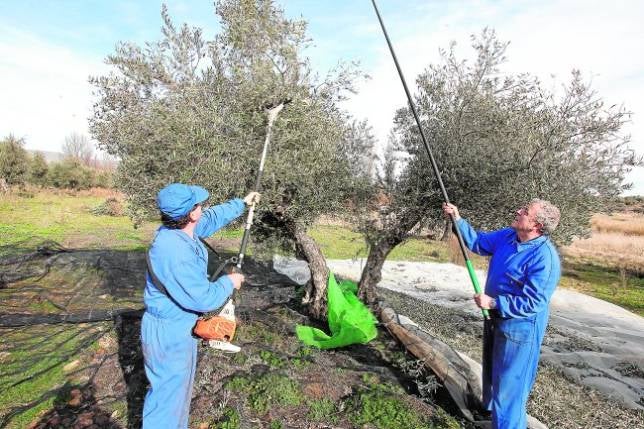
left=482, top=316, right=540, bottom=429
left=141, top=312, right=198, bottom=429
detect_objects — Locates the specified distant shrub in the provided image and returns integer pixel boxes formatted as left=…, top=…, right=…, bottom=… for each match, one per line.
left=0, top=135, right=29, bottom=185
left=46, top=159, right=95, bottom=190
left=93, top=170, right=114, bottom=188
left=29, top=152, right=49, bottom=186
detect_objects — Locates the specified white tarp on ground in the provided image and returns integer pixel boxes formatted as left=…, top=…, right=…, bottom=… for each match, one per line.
left=273, top=256, right=644, bottom=410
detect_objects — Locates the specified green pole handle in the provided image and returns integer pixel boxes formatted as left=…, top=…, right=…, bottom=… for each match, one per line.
left=465, top=260, right=489, bottom=318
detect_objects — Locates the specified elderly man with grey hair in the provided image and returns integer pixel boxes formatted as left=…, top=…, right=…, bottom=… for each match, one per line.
left=443, top=199, right=561, bottom=429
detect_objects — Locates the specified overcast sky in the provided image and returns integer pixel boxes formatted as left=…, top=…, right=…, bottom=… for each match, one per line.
left=1, top=0, right=642, bottom=194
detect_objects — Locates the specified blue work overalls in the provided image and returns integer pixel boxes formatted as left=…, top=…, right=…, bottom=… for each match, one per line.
left=141, top=199, right=245, bottom=429
left=456, top=219, right=560, bottom=429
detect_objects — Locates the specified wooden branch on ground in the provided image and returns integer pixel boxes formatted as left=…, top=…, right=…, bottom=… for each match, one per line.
left=378, top=306, right=547, bottom=429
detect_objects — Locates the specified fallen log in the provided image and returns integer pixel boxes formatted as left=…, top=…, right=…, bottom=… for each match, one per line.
left=378, top=306, right=547, bottom=429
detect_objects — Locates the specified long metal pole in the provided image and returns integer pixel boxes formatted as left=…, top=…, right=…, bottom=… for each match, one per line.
left=208, top=102, right=286, bottom=282
left=370, top=0, right=488, bottom=318
left=235, top=102, right=285, bottom=269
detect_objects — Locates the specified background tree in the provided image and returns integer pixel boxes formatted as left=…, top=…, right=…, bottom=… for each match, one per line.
left=89, top=0, right=371, bottom=318
left=357, top=29, right=637, bottom=304
left=378, top=131, right=401, bottom=192
left=62, top=133, right=95, bottom=167
left=340, top=119, right=378, bottom=181
left=0, top=134, right=30, bottom=186
left=29, top=152, right=49, bottom=186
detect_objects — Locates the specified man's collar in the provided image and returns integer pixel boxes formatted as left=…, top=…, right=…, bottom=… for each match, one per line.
left=512, top=232, right=547, bottom=249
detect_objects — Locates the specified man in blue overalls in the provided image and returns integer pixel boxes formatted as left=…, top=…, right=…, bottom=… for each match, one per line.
left=142, top=183, right=259, bottom=428
left=443, top=199, right=561, bottom=429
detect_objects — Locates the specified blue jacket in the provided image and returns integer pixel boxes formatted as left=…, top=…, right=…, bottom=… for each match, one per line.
left=143, top=198, right=245, bottom=325
left=455, top=219, right=561, bottom=319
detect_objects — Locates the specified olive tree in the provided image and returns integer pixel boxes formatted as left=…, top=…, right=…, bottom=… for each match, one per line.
left=90, top=0, right=372, bottom=318
left=357, top=29, right=637, bottom=304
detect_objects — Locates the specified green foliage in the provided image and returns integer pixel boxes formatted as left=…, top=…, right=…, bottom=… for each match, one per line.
left=259, top=350, right=285, bottom=368
left=214, top=407, right=240, bottom=429
left=357, top=29, right=638, bottom=301
left=226, top=373, right=301, bottom=414
left=93, top=169, right=114, bottom=188
left=89, top=0, right=371, bottom=239
left=340, top=118, right=378, bottom=181
left=269, top=421, right=283, bottom=429
left=348, top=384, right=428, bottom=429
left=385, top=29, right=636, bottom=245
left=46, top=159, right=96, bottom=190
left=90, top=197, right=124, bottom=216
left=0, top=134, right=30, bottom=185
left=29, top=152, right=49, bottom=186
left=307, top=398, right=337, bottom=423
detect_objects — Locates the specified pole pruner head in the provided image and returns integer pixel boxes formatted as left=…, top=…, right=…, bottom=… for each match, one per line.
left=264, top=98, right=291, bottom=124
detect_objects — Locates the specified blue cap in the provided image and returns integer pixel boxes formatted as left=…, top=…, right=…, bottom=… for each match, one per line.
left=157, top=183, right=209, bottom=220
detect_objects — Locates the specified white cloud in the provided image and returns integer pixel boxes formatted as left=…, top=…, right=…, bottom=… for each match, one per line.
left=0, top=26, right=107, bottom=152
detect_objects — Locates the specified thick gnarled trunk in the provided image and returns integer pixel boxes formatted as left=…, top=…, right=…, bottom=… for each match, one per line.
left=358, top=212, right=424, bottom=304
left=357, top=237, right=399, bottom=304
left=291, top=223, right=329, bottom=320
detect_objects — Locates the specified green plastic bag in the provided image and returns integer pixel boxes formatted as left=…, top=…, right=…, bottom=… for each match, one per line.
left=296, top=272, right=377, bottom=349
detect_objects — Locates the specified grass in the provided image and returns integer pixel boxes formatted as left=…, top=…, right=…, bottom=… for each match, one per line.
left=307, top=398, right=337, bottom=422
left=226, top=373, right=301, bottom=414
left=308, top=224, right=450, bottom=261
left=560, top=211, right=644, bottom=315
left=0, top=324, right=108, bottom=429
left=592, top=212, right=644, bottom=235
left=560, top=262, right=644, bottom=315
left=0, top=190, right=155, bottom=253
left=562, top=231, right=644, bottom=275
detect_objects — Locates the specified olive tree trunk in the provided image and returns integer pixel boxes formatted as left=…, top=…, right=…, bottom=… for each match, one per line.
left=357, top=237, right=399, bottom=304
left=358, top=212, right=424, bottom=305
left=290, top=223, right=329, bottom=320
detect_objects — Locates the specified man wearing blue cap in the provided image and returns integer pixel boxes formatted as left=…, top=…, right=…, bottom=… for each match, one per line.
left=141, top=183, right=259, bottom=429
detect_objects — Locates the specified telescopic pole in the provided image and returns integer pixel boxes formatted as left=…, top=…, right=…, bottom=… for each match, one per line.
left=208, top=101, right=287, bottom=282
left=370, top=0, right=488, bottom=319
left=235, top=102, right=285, bottom=269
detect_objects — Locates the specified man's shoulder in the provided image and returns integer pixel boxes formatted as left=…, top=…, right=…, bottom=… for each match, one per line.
left=536, top=238, right=561, bottom=267
left=151, top=229, right=191, bottom=252
left=495, top=227, right=516, bottom=240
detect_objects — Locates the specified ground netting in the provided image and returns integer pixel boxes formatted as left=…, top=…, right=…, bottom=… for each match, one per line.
left=0, top=240, right=466, bottom=429
left=2, top=242, right=644, bottom=428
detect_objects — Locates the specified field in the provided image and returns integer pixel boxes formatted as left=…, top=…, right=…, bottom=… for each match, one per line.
left=1, top=189, right=642, bottom=315
left=0, top=188, right=643, bottom=428
left=560, top=211, right=644, bottom=315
